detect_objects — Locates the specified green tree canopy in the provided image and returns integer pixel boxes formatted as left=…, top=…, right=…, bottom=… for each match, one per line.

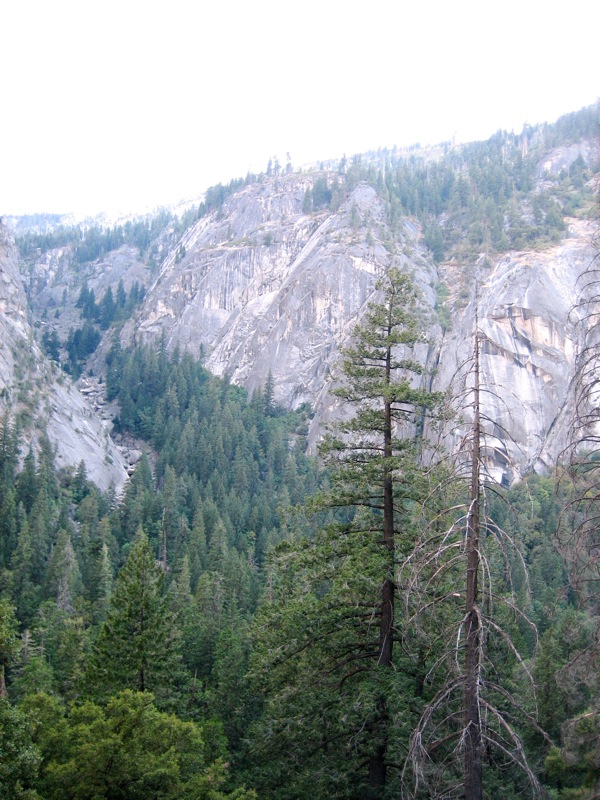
left=249, top=266, right=442, bottom=798
left=86, top=529, right=184, bottom=708
left=22, top=690, right=256, bottom=800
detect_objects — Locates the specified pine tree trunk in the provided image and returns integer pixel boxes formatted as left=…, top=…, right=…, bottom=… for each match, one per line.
left=369, top=343, right=395, bottom=792
left=380, top=389, right=395, bottom=668
left=368, top=734, right=388, bottom=795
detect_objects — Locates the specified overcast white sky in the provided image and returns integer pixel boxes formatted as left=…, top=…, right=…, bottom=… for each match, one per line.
left=1, top=0, right=598, bottom=217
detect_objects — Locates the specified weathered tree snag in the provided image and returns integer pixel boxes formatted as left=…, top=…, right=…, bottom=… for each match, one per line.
left=464, top=325, right=483, bottom=800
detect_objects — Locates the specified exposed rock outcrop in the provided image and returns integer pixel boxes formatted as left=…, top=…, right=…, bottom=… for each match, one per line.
left=435, top=219, right=596, bottom=481
left=9, top=125, right=599, bottom=488
left=124, top=177, right=437, bottom=411
left=0, top=222, right=127, bottom=492
left=120, top=173, right=597, bottom=482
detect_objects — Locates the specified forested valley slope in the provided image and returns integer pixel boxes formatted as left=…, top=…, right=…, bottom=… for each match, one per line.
left=0, top=102, right=598, bottom=799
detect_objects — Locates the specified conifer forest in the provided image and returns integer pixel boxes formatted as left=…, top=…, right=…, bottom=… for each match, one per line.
left=1, top=104, right=599, bottom=799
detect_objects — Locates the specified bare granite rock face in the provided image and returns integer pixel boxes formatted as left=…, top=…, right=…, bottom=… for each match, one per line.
left=7, top=167, right=598, bottom=487
left=124, top=176, right=438, bottom=411
left=121, top=172, right=597, bottom=481
left=435, top=219, right=596, bottom=481
left=536, top=141, right=595, bottom=179
left=0, top=222, right=128, bottom=492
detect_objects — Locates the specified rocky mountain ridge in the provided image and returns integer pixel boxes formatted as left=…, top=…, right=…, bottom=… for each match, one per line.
left=4, top=107, right=599, bottom=488
left=0, top=223, right=128, bottom=491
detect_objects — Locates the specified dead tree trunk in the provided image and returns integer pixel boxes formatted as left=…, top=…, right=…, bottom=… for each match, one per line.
left=402, top=295, right=543, bottom=799
left=464, top=327, right=483, bottom=800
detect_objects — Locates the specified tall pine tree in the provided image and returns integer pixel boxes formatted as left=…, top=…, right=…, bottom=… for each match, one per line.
left=250, top=267, right=441, bottom=798
left=86, top=529, right=184, bottom=709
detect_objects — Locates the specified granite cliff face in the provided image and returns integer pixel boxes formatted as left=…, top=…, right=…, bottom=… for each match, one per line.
left=0, top=222, right=29, bottom=376
left=8, top=116, right=599, bottom=487
left=435, top=220, right=595, bottom=481
left=120, top=175, right=597, bottom=483
left=0, top=222, right=127, bottom=491
left=123, top=175, right=438, bottom=415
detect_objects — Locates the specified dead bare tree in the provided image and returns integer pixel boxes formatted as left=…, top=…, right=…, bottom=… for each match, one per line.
left=400, top=299, right=546, bottom=799
left=464, top=316, right=483, bottom=800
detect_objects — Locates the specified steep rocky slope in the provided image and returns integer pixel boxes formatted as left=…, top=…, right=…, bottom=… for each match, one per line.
left=10, top=109, right=599, bottom=486
left=114, top=161, right=596, bottom=482
left=435, top=219, right=596, bottom=480
left=123, top=177, right=438, bottom=409
left=0, top=222, right=127, bottom=491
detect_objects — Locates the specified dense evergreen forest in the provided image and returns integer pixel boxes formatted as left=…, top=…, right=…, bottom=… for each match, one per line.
left=0, top=345, right=321, bottom=799
left=2, top=104, right=599, bottom=798
left=1, top=270, right=599, bottom=799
